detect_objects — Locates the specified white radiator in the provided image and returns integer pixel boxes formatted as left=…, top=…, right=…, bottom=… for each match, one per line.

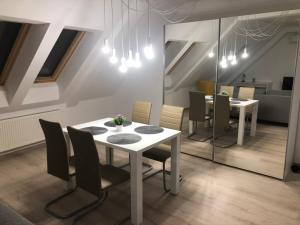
left=0, top=110, right=61, bottom=153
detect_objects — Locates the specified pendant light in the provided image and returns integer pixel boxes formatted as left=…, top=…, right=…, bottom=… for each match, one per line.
left=231, top=34, right=238, bottom=65
left=242, top=32, right=249, bottom=59
left=101, top=0, right=111, bottom=54
left=208, top=50, right=214, bottom=58
left=126, top=0, right=135, bottom=68
left=119, top=1, right=128, bottom=73
left=134, top=0, right=142, bottom=68
left=109, top=0, right=118, bottom=64
left=143, top=0, right=154, bottom=59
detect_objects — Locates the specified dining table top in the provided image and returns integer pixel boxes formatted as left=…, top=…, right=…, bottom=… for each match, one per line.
left=63, top=117, right=181, bottom=153
left=205, top=95, right=259, bottom=107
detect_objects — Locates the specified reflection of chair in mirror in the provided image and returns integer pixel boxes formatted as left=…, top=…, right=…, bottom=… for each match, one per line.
left=214, top=95, right=237, bottom=148
left=197, top=80, right=215, bottom=95
left=238, top=87, right=255, bottom=128
left=132, top=101, right=152, bottom=124
left=238, top=87, right=255, bottom=100
left=188, top=91, right=212, bottom=142
left=219, top=85, right=234, bottom=97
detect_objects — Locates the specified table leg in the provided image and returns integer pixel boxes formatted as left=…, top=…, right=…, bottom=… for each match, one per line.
left=189, top=120, right=193, bottom=135
left=171, top=134, right=181, bottom=194
left=237, top=106, right=246, bottom=145
left=105, top=147, right=114, bottom=165
left=130, top=151, right=143, bottom=225
left=250, top=103, right=258, bottom=137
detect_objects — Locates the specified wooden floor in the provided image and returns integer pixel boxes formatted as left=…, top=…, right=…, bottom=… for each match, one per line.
left=0, top=145, right=300, bottom=225
left=181, top=110, right=288, bottom=179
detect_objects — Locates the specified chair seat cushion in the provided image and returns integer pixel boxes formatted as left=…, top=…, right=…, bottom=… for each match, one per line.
left=101, top=165, right=130, bottom=190
left=143, top=144, right=171, bottom=162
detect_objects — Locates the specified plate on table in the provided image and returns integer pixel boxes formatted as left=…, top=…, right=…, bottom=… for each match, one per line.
left=107, top=133, right=142, bottom=145
left=104, top=120, right=132, bottom=127
left=80, top=126, right=108, bottom=135
left=135, top=126, right=164, bottom=134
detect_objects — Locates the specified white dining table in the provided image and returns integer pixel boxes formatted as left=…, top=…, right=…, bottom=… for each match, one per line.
left=189, top=96, right=259, bottom=145
left=63, top=117, right=181, bottom=225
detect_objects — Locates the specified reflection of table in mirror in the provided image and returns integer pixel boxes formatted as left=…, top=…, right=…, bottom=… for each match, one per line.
left=189, top=96, right=259, bottom=145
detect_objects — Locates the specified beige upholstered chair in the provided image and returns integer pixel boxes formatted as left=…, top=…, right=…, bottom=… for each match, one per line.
left=238, top=87, right=255, bottom=100
left=214, top=95, right=237, bottom=147
left=188, top=91, right=212, bottom=142
left=132, top=101, right=152, bottom=124
left=143, top=105, right=184, bottom=192
left=219, top=85, right=234, bottom=97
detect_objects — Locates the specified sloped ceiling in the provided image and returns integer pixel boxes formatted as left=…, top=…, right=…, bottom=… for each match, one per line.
left=1, top=0, right=300, bottom=115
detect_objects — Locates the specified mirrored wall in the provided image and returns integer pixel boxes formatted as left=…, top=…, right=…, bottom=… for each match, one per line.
left=164, top=10, right=300, bottom=179
left=164, top=19, right=219, bottom=160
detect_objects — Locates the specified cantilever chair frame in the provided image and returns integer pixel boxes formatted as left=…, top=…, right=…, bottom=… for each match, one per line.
left=188, top=91, right=213, bottom=142
left=213, top=95, right=237, bottom=148
left=39, top=119, right=97, bottom=219
left=67, top=126, right=130, bottom=224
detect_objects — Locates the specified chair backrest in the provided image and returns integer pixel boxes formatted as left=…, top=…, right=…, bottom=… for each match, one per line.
left=159, top=105, right=184, bottom=131
left=39, top=119, right=70, bottom=181
left=197, top=80, right=215, bottom=95
left=189, top=91, right=206, bottom=122
left=132, top=101, right=152, bottom=124
left=67, top=126, right=101, bottom=196
left=238, top=87, right=255, bottom=99
left=214, top=95, right=230, bottom=132
left=219, top=85, right=234, bottom=97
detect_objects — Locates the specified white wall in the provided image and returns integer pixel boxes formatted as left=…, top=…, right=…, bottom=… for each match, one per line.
left=244, top=33, right=297, bottom=90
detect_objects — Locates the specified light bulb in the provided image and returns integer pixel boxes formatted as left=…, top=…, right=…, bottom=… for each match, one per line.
left=227, top=51, right=233, bottom=61
left=119, top=56, right=128, bottom=73
left=220, top=56, right=228, bottom=69
left=109, top=48, right=119, bottom=64
left=208, top=50, right=214, bottom=58
left=134, top=52, right=142, bottom=68
left=242, top=48, right=249, bottom=59
left=126, top=50, right=135, bottom=67
left=231, top=55, right=238, bottom=65
left=101, top=39, right=111, bottom=54
left=143, top=43, right=154, bottom=59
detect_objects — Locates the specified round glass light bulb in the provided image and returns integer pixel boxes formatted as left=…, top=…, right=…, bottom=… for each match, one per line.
left=208, top=50, right=214, bottom=58
left=143, top=43, right=154, bottom=60
left=242, top=48, right=249, bottom=59
left=109, top=48, right=119, bottom=64
left=227, top=51, right=233, bottom=61
left=126, top=50, right=135, bottom=67
left=101, top=39, right=111, bottom=54
left=134, top=52, right=142, bottom=68
left=231, top=55, right=238, bottom=65
left=119, top=57, right=128, bottom=73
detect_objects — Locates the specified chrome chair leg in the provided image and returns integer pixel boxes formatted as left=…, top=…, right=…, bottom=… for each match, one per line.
left=45, top=188, right=104, bottom=219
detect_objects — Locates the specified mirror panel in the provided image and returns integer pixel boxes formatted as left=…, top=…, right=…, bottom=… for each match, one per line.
left=164, top=19, right=219, bottom=160
left=214, top=10, right=299, bottom=179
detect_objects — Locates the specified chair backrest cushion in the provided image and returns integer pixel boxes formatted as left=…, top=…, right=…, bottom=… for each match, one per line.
left=219, top=85, right=234, bottom=97
left=67, top=126, right=101, bottom=196
left=238, top=87, right=255, bottom=100
left=159, top=105, right=184, bottom=131
left=132, top=101, right=152, bottom=124
left=215, top=95, right=230, bottom=132
left=39, top=119, right=70, bottom=181
left=189, top=91, right=206, bottom=122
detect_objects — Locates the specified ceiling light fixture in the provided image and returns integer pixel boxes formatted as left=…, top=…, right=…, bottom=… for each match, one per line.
left=208, top=50, right=214, bottom=58
left=143, top=0, right=154, bottom=60
left=119, top=1, right=128, bottom=73
left=134, top=0, right=142, bottom=68
left=109, top=0, right=118, bottom=64
left=101, top=0, right=111, bottom=54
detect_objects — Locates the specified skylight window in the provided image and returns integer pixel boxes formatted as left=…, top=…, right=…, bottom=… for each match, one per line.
left=0, top=21, right=30, bottom=85
left=36, top=29, right=84, bottom=83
